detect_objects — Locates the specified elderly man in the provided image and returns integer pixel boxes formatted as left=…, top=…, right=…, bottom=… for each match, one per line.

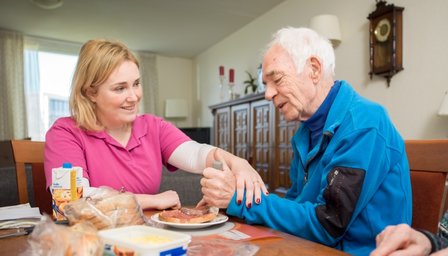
left=199, top=27, right=411, bottom=256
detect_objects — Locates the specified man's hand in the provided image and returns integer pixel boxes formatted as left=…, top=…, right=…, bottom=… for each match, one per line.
left=209, top=149, right=268, bottom=208
left=370, top=224, right=432, bottom=256
left=198, top=158, right=236, bottom=208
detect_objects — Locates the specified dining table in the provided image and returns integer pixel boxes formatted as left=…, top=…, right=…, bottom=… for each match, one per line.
left=0, top=209, right=350, bottom=256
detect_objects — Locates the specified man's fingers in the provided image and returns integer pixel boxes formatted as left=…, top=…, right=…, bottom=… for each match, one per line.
left=203, top=167, right=226, bottom=179
left=201, top=195, right=229, bottom=208
left=196, top=198, right=207, bottom=208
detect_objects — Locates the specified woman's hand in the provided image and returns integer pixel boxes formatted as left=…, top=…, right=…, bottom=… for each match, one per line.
left=135, top=190, right=181, bottom=210
left=370, top=224, right=432, bottom=256
left=229, top=157, right=268, bottom=208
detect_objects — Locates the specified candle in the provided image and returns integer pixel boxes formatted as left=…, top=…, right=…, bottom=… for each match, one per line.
left=229, top=69, right=234, bottom=83
left=219, top=66, right=224, bottom=76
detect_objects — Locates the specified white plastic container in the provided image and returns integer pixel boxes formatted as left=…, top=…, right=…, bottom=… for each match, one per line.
left=99, top=225, right=191, bottom=256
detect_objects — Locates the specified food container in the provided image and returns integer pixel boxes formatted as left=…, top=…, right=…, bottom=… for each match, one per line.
left=99, top=225, right=191, bottom=256
left=51, top=162, right=83, bottom=221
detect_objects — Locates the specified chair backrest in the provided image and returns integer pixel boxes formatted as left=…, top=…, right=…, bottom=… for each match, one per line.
left=10, top=140, right=52, bottom=215
left=405, top=139, right=448, bottom=233
left=0, top=140, right=19, bottom=207
left=0, top=140, right=15, bottom=168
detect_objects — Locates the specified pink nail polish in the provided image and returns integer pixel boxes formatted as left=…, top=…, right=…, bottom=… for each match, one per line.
left=256, top=198, right=260, bottom=204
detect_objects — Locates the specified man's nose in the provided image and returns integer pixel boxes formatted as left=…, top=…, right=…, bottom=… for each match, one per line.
left=264, top=85, right=276, bottom=101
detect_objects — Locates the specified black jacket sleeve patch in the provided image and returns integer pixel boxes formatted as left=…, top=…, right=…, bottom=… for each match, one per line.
left=315, top=166, right=366, bottom=238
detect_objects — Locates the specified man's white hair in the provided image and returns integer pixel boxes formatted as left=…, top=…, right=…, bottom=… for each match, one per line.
left=267, top=27, right=336, bottom=78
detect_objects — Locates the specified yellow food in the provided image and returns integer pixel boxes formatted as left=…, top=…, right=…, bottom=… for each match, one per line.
left=126, top=235, right=172, bottom=245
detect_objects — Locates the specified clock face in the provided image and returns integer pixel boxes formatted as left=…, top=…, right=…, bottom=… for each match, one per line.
left=374, top=18, right=391, bottom=43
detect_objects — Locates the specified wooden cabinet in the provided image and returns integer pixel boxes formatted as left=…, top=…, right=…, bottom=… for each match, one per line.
left=214, top=107, right=231, bottom=152
left=210, top=93, right=300, bottom=195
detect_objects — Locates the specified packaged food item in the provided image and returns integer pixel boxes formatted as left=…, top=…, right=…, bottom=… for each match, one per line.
left=25, top=215, right=103, bottom=256
left=51, top=162, right=83, bottom=220
left=99, top=225, right=191, bottom=256
left=63, top=186, right=146, bottom=230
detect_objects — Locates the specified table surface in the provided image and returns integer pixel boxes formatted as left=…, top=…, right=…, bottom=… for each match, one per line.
left=0, top=210, right=349, bottom=256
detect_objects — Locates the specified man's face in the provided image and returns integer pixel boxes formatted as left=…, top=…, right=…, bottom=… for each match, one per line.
left=262, top=44, right=318, bottom=122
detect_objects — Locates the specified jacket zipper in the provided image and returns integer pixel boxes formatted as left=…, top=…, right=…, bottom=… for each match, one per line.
left=303, top=131, right=333, bottom=184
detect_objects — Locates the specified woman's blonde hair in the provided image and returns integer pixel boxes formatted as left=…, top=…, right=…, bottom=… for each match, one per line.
left=70, top=39, right=139, bottom=131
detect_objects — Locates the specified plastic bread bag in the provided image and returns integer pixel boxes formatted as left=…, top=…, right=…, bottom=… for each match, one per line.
left=187, top=239, right=259, bottom=256
left=63, top=186, right=146, bottom=230
left=22, top=215, right=103, bottom=256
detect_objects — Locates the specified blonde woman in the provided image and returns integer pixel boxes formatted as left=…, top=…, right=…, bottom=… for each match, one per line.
left=44, top=39, right=267, bottom=210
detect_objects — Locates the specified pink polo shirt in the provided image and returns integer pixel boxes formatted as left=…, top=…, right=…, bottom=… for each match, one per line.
left=44, top=115, right=191, bottom=194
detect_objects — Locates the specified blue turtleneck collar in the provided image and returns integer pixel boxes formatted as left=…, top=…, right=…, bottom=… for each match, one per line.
left=303, top=80, right=341, bottom=148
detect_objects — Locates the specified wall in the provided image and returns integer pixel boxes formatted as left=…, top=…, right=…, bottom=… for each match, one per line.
left=156, top=55, right=195, bottom=128
left=195, top=0, right=448, bottom=139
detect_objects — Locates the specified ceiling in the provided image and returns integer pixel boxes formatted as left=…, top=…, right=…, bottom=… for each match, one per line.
left=0, top=0, right=284, bottom=58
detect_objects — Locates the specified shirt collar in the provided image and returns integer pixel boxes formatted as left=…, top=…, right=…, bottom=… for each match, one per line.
left=85, top=115, right=148, bottom=150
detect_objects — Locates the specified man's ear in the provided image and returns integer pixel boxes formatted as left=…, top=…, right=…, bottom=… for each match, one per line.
left=309, top=56, right=322, bottom=83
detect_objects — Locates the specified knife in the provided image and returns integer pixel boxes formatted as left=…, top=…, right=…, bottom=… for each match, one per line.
left=0, top=226, right=34, bottom=239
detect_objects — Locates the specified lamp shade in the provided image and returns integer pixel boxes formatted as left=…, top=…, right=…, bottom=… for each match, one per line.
left=438, top=91, right=448, bottom=116
left=165, top=99, right=188, bottom=118
left=309, top=14, right=342, bottom=46
left=30, top=0, right=63, bottom=9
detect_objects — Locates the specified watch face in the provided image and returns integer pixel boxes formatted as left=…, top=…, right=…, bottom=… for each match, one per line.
left=374, top=18, right=391, bottom=42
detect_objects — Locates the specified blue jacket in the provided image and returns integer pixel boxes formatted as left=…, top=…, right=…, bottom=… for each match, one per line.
left=227, top=81, right=412, bottom=255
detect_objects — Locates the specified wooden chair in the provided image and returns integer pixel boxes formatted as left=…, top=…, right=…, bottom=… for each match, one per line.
left=10, top=140, right=52, bottom=215
left=0, top=140, right=19, bottom=207
left=405, top=139, right=448, bottom=233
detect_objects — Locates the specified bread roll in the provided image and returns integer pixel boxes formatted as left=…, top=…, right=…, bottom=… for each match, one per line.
left=64, top=187, right=145, bottom=230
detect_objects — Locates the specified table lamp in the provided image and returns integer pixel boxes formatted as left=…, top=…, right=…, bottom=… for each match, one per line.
left=165, top=99, right=188, bottom=118
left=309, top=14, right=342, bottom=47
left=438, top=91, right=448, bottom=116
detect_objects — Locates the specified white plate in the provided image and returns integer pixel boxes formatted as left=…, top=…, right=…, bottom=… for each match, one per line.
left=150, top=213, right=228, bottom=229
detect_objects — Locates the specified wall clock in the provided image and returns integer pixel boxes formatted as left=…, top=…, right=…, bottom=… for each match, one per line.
left=367, top=0, right=404, bottom=87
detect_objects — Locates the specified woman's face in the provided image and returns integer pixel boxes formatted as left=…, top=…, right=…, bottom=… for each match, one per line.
left=90, top=60, right=142, bottom=129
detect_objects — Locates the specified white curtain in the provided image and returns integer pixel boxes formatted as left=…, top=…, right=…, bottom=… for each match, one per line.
left=0, top=29, right=27, bottom=140
left=23, top=36, right=81, bottom=141
left=24, top=41, right=43, bottom=141
left=137, top=51, right=159, bottom=114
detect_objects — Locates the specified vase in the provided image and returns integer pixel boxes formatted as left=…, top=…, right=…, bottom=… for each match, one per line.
left=257, top=64, right=265, bottom=93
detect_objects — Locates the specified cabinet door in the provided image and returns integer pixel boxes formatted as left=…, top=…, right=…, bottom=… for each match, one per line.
left=214, top=107, right=230, bottom=152
left=273, top=108, right=300, bottom=195
left=230, top=104, right=250, bottom=159
left=250, top=100, right=272, bottom=187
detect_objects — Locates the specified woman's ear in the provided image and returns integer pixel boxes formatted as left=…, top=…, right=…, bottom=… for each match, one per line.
left=85, top=88, right=97, bottom=103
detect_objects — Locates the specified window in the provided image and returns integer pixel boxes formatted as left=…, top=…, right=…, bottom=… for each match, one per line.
left=24, top=38, right=80, bottom=141
left=48, top=97, right=69, bottom=128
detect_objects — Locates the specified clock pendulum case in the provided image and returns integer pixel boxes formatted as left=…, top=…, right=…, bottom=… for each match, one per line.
left=367, top=0, right=404, bottom=87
